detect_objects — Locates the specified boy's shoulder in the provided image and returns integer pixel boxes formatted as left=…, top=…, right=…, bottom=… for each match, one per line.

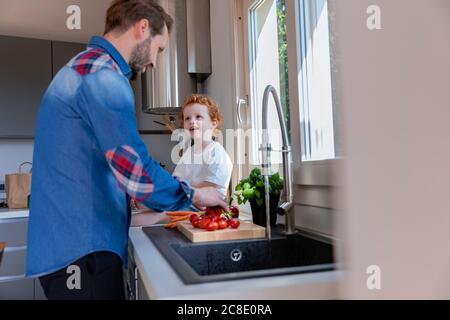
left=208, top=142, right=232, bottom=164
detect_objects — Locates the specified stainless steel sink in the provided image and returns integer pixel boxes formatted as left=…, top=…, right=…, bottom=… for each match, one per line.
left=142, top=226, right=335, bottom=284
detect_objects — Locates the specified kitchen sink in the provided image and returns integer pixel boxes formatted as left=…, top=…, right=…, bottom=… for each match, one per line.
left=142, top=225, right=335, bottom=284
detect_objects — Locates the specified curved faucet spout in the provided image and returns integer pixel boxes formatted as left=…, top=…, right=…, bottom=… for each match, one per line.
left=261, top=85, right=295, bottom=236
left=262, top=86, right=290, bottom=149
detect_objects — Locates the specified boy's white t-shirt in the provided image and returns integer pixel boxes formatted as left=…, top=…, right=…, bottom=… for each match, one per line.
left=173, top=142, right=233, bottom=196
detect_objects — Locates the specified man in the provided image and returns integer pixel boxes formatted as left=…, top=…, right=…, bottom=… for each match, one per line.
left=26, top=0, right=227, bottom=300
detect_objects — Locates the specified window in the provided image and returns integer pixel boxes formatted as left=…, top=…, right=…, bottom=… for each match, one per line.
left=238, top=0, right=340, bottom=186
left=247, top=0, right=290, bottom=167
left=297, top=0, right=340, bottom=161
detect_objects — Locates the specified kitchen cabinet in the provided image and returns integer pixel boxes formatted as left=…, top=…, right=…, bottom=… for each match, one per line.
left=126, top=241, right=150, bottom=300
left=0, top=36, right=52, bottom=138
left=136, top=269, right=149, bottom=300
left=52, top=41, right=86, bottom=77
left=0, top=36, right=86, bottom=138
left=34, top=278, right=46, bottom=300
left=0, top=217, right=32, bottom=299
left=0, top=217, right=47, bottom=300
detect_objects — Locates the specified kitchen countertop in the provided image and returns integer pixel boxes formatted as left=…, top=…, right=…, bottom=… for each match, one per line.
left=0, top=208, right=29, bottom=220
left=128, top=226, right=343, bottom=300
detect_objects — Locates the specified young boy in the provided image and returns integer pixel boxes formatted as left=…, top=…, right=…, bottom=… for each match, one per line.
left=131, top=94, right=232, bottom=224
left=173, top=94, right=233, bottom=197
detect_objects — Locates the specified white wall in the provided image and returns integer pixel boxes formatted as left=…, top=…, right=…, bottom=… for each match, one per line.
left=334, top=0, right=450, bottom=298
left=0, top=0, right=112, bottom=43
left=0, top=140, right=34, bottom=183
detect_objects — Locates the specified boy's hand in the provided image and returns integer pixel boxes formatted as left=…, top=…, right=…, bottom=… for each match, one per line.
left=192, top=187, right=229, bottom=211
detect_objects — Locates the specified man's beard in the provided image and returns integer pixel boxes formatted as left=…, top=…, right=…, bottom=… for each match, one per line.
left=129, top=36, right=152, bottom=74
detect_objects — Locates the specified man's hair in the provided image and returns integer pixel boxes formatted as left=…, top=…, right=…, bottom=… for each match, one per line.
left=181, top=94, right=224, bottom=129
left=105, top=0, right=174, bottom=36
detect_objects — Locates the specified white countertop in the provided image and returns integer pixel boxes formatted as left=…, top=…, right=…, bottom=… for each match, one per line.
left=0, top=208, right=29, bottom=220
left=129, top=227, right=343, bottom=300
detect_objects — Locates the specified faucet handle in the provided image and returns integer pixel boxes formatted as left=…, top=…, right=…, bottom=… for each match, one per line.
left=277, top=202, right=294, bottom=216
left=276, top=207, right=286, bottom=216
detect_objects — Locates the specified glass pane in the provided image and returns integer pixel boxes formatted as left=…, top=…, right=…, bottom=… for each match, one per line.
left=249, top=0, right=291, bottom=166
left=298, top=0, right=340, bottom=161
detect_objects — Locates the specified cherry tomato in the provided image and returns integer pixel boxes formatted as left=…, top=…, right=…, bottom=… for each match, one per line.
left=190, top=213, right=199, bottom=222
left=207, top=221, right=219, bottom=231
left=191, top=218, right=200, bottom=228
left=218, top=220, right=228, bottom=230
left=230, top=219, right=240, bottom=229
left=230, top=206, right=239, bottom=218
left=199, top=219, right=211, bottom=229
left=206, top=206, right=223, bottom=216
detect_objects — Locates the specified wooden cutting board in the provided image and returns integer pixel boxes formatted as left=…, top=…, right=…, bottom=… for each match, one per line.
left=177, top=221, right=266, bottom=243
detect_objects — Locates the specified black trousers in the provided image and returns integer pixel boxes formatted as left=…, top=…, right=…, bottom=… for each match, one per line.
left=39, top=251, right=126, bottom=300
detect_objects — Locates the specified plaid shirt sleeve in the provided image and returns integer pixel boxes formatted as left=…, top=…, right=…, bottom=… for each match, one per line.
left=77, top=68, right=194, bottom=211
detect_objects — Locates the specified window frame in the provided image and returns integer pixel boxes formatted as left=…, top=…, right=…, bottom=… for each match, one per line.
left=233, top=0, right=339, bottom=189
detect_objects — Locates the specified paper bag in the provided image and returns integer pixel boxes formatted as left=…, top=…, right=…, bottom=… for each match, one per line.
left=5, top=162, right=32, bottom=209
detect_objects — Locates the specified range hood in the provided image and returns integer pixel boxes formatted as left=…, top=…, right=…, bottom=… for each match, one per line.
left=141, top=0, right=212, bottom=115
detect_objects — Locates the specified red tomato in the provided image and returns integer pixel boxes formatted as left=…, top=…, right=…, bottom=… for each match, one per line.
left=218, top=220, right=228, bottom=230
left=231, top=206, right=239, bottom=218
left=206, top=206, right=223, bottom=216
left=190, top=213, right=199, bottom=222
left=207, top=221, right=219, bottom=231
left=230, top=219, right=240, bottom=229
left=191, top=218, right=200, bottom=228
left=199, top=219, right=211, bottom=229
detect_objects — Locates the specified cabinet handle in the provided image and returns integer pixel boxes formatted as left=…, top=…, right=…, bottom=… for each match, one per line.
left=134, top=266, right=139, bottom=300
left=4, top=246, right=26, bottom=253
left=0, top=274, right=26, bottom=282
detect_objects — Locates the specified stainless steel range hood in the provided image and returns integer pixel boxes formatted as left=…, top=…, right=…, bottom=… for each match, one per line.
left=141, top=0, right=212, bottom=115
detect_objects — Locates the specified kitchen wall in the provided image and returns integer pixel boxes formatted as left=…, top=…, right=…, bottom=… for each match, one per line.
left=0, top=140, right=34, bottom=184
left=205, top=0, right=236, bottom=133
left=0, top=0, right=111, bottom=44
left=203, top=0, right=239, bottom=197
left=334, top=0, right=450, bottom=298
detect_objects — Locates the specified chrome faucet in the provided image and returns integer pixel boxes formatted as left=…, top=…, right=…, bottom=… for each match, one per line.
left=260, top=85, right=295, bottom=238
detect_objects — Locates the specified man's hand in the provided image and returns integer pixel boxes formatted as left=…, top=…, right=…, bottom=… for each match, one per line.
left=192, top=187, right=229, bottom=211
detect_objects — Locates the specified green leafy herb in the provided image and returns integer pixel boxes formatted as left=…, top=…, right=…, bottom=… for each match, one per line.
left=234, top=168, right=283, bottom=206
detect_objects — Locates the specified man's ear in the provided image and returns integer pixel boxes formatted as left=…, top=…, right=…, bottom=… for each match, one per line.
left=134, top=19, right=151, bottom=41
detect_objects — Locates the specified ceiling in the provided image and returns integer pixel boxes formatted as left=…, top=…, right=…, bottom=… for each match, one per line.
left=0, top=0, right=112, bottom=43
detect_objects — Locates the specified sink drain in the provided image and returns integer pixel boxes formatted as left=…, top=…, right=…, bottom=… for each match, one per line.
left=230, top=249, right=242, bottom=262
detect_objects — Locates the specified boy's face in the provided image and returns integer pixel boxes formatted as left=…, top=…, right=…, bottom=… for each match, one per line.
left=183, top=103, right=218, bottom=141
